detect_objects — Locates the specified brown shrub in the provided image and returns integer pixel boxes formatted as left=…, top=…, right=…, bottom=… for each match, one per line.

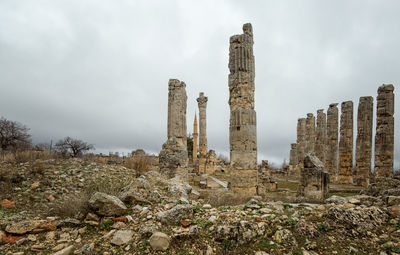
left=49, top=193, right=90, bottom=218
left=123, top=156, right=150, bottom=177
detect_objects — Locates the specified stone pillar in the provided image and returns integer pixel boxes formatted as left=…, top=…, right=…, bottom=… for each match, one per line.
left=338, top=101, right=353, bottom=184
left=159, top=79, right=188, bottom=178
left=205, top=150, right=216, bottom=175
left=192, top=114, right=198, bottom=163
left=289, top=143, right=297, bottom=174
left=197, top=92, right=208, bottom=173
left=228, top=23, right=257, bottom=194
left=326, top=103, right=339, bottom=183
left=305, top=113, right=316, bottom=154
left=296, top=118, right=306, bottom=175
left=375, top=84, right=395, bottom=178
left=315, top=109, right=327, bottom=164
left=355, top=96, right=373, bottom=186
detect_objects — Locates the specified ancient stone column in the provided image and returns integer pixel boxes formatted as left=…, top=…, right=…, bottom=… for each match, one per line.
left=228, top=23, right=257, bottom=194
left=326, top=103, right=339, bottom=183
left=192, top=113, right=198, bottom=163
left=355, top=96, right=373, bottom=186
left=375, top=84, right=395, bottom=178
left=315, top=109, right=327, bottom=164
left=159, top=79, right=188, bottom=178
left=289, top=143, right=297, bottom=167
left=338, top=101, right=353, bottom=184
left=296, top=118, right=306, bottom=174
left=197, top=92, right=208, bottom=173
left=305, top=113, right=316, bottom=154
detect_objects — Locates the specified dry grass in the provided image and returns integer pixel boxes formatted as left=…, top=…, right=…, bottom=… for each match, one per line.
left=123, top=156, right=150, bottom=177
left=1, top=150, right=59, bottom=163
left=49, top=193, right=90, bottom=218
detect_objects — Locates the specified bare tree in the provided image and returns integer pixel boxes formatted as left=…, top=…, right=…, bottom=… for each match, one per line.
left=55, top=137, right=94, bottom=157
left=0, top=117, right=31, bottom=151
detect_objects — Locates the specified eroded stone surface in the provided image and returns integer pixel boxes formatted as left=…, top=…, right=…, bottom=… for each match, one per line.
left=297, top=154, right=329, bottom=201
left=296, top=118, right=306, bottom=172
left=338, top=101, right=353, bottom=184
left=192, top=114, right=198, bottom=163
left=197, top=92, right=208, bottom=173
left=159, top=79, right=188, bottom=178
left=355, top=96, right=373, bottom=186
left=374, top=84, right=395, bottom=178
left=305, top=113, right=316, bottom=155
left=228, top=23, right=257, bottom=193
left=326, top=103, right=339, bottom=183
left=315, top=109, right=326, bottom=164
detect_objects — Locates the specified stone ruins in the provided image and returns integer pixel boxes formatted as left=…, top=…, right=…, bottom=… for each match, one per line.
left=375, top=84, right=395, bottom=178
left=338, top=101, right=353, bottom=184
left=197, top=92, right=208, bottom=173
left=326, top=103, right=339, bottom=182
left=159, top=79, right=188, bottom=178
left=315, top=109, right=327, bottom=165
left=192, top=113, right=198, bottom=163
left=228, top=23, right=258, bottom=194
left=295, top=118, right=306, bottom=174
left=355, top=96, right=373, bottom=186
left=297, top=154, right=330, bottom=201
left=288, top=84, right=395, bottom=187
left=288, top=143, right=297, bottom=175
left=305, top=113, right=315, bottom=154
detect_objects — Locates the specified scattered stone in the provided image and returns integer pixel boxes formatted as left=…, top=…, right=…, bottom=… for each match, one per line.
left=110, top=230, right=134, bottom=246
left=157, top=204, right=193, bottom=224
left=88, top=192, right=127, bottom=216
left=149, top=232, right=171, bottom=251
left=52, top=245, right=74, bottom=255
left=5, top=220, right=45, bottom=234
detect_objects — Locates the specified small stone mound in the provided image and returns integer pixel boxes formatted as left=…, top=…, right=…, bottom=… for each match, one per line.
left=323, top=206, right=388, bottom=235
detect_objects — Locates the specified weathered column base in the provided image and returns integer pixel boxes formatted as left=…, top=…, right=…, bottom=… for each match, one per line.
left=230, top=169, right=257, bottom=196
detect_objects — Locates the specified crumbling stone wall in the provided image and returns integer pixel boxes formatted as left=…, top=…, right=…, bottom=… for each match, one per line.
left=228, top=23, right=257, bottom=194
left=355, top=96, right=373, bottom=186
left=205, top=150, right=216, bottom=175
left=326, top=103, right=339, bottom=183
left=315, top=109, right=327, bottom=164
left=297, top=154, right=330, bottom=201
left=305, top=113, right=316, bottom=154
left=159, top=79, right=188, bottom=177
left=296, top=118, right=306, bottom=170
left=338, top=101, right=353, bottom=184
left=197, top=92, right=208, bottom=173
left=374, top=84, right=395, bottom=178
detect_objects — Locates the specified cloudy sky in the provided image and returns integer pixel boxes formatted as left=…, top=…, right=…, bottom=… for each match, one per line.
left=1, top=0, right=399, bottom=167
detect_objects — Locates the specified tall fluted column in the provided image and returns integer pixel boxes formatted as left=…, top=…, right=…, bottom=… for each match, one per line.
left=159, top=79, right=188, bottom=177
left=375, top=84, right=395, bottom=178
left=326, top=103, right=339, bottom=183
left=197, top=92, right=208, bottom=173
left=228, top=23, right=257, bottom=194
left=315, top=109, right=327, bottom=164
left=305, top=113, right=316, bottom=154
left=355, top=96, right=373, bottom=186
left=192, top=114, right=198, bottom=163
left=338, top=101, right=353, bottom=184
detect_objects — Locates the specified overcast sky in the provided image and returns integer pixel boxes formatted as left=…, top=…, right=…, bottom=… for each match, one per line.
left=0, top=0, right=399, bottom=167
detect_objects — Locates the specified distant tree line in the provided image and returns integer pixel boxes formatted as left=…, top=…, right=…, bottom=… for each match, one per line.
left=0, top=117, right=94, bottom=157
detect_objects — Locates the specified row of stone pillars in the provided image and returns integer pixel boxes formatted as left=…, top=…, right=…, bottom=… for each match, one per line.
left=289, top=84, right=395, bottom=186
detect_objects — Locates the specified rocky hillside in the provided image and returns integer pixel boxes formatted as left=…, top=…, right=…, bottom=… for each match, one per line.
left=1, top=159, right=400, bottom=254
